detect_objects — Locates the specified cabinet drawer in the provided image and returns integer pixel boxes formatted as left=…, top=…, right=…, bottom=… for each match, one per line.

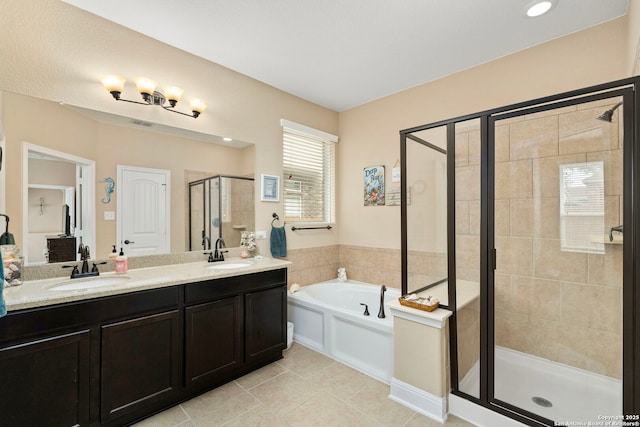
left=185, top=268, right=287, bottom=304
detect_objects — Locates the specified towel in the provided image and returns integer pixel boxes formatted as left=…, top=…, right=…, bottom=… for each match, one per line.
left=0, top=258, right=6, bottom=317
left=270, top=226, right=287, bottom=257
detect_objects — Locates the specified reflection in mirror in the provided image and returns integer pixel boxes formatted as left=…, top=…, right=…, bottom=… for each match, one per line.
left=188, top=175, right=255, bottom=250
left=3, top=91, right=255, bottom=265
left=405, top=126, right=448, bottom=304
left=24, top=144, right=95, bottom=265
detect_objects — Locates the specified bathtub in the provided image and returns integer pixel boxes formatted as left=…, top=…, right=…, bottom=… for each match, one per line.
left=287, top=279, right=401, bottom=383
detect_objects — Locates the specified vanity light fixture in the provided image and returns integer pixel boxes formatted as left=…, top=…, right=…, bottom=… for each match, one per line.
left=100, top=75, right=207, bottom=119
left=524, top=0, right=557, bottom=17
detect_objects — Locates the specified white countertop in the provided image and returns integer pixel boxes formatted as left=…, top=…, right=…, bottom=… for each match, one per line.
left=4, top=257, right=291, bottom=312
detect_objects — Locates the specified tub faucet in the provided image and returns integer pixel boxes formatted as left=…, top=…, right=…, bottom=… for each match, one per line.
left=609, top=224, right=623, bottom=242
left=378, top=285, right=386, bottom=318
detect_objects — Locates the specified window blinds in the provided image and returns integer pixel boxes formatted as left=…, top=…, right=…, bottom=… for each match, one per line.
left=282, top=125, right=335, bottom=223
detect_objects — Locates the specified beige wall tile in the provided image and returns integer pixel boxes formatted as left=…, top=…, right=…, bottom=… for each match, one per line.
left=532, top=197, right=559, bottom=238
left=455, top=132, right=469, bottom=167
left=455, top=165, right=481, bottom=201
left=510, top=276, right=561, bottom=320
left=510, top=198, right=533, bottom=238
left=495, top=124, right=510, bottom=163
left=588, top=329, right=622, bottom=379
left=524, top=105, right=577, bottom=120
left=468, top=130, right=481, bottom=166
left=495, top=236, right=533, bottom=276
left=559, top=108, right=619, bottom=154
left=468, top=200, right=481, bottom=235
left=456, top=235, right=480, bottom=271
left=532, top=153, right=586, bottom=198
left=533, top=238, right=587, bottom=282
left=588, top=245, right=623, bottom=287
left=494, top=199, right=510, bottom=237
left=456, top=201, right=470, bottom=235
left=587, top=150, right=623, bottom=196
left=509, top=115, right=559, bottom=160
left=495, top=159, right=533, bottom=200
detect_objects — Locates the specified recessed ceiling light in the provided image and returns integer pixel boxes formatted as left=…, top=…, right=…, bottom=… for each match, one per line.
left=524, top=0, right=556, bottom=17
left=223, top=137, right=233, bottom=142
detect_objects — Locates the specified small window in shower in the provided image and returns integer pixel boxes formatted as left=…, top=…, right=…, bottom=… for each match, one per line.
left=559, top=161, right=605, bottom=254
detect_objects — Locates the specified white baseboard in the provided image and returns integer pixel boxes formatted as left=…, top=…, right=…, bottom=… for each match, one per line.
left=388, top=378, right=446, bottom=423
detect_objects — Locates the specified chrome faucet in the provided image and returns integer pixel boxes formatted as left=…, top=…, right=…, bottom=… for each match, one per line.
left=213, top=238, right=228, bottom=262
left=378, top=285, right=386, bottom=318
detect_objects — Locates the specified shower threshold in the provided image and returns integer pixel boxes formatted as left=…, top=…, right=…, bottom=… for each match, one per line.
left=459, top=346, right=621, bottom=423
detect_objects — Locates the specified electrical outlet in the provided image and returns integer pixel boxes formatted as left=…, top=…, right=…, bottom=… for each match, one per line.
left=255, top=230, right=267, bottom=239
left=104, top=211, right=115, bottom=220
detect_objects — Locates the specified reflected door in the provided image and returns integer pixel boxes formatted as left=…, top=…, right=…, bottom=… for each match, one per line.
left=491, top=95, right=625, bottom=423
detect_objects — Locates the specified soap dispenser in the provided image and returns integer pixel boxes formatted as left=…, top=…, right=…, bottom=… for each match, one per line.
left=108, top=245, right=118, bottom=259
left=115, top=247, right=128, bottom=273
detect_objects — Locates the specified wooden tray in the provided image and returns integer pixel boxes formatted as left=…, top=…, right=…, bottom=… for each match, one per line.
left=398, top=296, right=439, bottom=312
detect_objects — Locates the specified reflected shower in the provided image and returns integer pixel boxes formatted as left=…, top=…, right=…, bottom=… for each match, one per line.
left=597, top=102, right=623, bottom=122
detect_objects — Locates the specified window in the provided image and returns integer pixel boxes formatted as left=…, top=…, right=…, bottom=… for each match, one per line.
left=559, top=161, right=605, bottom=254
left=281, top=119, right=337, bottom=223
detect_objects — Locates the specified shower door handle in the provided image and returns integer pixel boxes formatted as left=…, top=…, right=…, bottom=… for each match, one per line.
left=491, top=248, right=497, bottom=271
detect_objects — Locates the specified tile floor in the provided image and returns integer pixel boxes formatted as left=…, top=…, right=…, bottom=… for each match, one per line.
left=133, top=343, right=476, bottom=427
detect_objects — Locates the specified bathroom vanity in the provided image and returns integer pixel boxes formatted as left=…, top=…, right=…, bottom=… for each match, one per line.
left=0, top=260, right=288, bottom=426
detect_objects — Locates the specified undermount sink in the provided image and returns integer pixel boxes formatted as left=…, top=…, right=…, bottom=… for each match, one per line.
left=206, top=262, right=251, bottom=270
left=48, top=276, right=130, bottom=291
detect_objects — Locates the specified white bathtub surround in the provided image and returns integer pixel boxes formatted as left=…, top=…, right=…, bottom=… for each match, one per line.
left=287, top=279, right=400, bottom=383
left=388, top=299, right=452, bottom=423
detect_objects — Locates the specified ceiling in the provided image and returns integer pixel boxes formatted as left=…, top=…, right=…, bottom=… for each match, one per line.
left=62, top=0, right=629, bottom=112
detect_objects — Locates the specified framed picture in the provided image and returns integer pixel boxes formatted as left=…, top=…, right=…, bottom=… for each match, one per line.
left=364, top=165, right=385, bottom=206
left=261, top=174, right=280, bottom=202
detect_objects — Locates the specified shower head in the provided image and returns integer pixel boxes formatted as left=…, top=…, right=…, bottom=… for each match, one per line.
left=597, top=102, right=623, bottom=122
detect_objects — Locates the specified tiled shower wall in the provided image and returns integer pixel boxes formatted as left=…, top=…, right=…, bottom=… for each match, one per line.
left=455, top=99, right=623, bottom=380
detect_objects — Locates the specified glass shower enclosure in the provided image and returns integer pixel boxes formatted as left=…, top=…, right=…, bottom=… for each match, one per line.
left=188, top=175, right=255, bottom=250
left=401, top=76, right=640, bottom=426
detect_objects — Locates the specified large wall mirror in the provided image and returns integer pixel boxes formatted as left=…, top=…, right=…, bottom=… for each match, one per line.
left=3, top=90, right=255, bottom=265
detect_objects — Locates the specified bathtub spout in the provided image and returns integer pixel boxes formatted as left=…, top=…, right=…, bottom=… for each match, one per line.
left=378, top=285, right=386, bottom=318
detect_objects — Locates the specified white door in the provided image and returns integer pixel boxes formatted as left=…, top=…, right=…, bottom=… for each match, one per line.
left=117, top=165, right=170, bottom=256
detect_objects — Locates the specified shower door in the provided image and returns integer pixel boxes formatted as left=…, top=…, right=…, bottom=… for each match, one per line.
left=489, top=92, right=628, bottom=424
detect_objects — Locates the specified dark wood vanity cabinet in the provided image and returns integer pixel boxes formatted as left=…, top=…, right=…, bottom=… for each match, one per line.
left=184, top=268, right=287, bottom=392
left=100, top=310, right=181, bottom=424
left=245, top=286, right=287, bottom=364
left=0, top=330, right=91, bottom=427
left=185, top=296, right=243, bottom=389
left=0, top=267, right=287, bottom=426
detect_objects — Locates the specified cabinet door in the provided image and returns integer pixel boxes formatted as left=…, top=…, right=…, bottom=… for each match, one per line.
left=101, top=310, right=180, bottom=424
left=0, top=330, right=90, bottom=427
left=245, top=286, right=286, bottom=364
left=185, top=295, right=243, bottom=388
